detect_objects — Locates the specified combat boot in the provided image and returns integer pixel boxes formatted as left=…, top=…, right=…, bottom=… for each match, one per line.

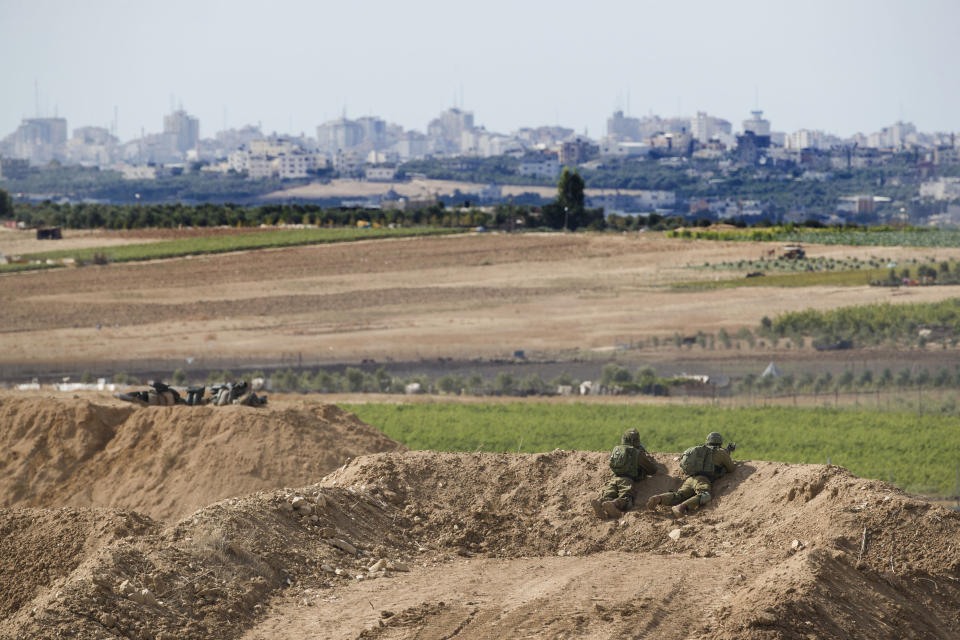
left=646, top=495, right=662, bottom=510
left=590, top=499, right=607, bottom=519
left=673, top=494, right=700, bottom=518
left=601, top=500, right=623, bottom=519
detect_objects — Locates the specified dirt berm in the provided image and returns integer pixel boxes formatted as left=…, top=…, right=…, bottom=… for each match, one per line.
left=0, top=395, right=404, bottom=521
left=1, top=401, right=958, bottom=640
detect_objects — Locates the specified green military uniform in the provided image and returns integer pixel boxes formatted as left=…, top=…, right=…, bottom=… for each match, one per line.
left=591, top=429, right=657, bottom=519
left=647, top=432, right=736, bottom=517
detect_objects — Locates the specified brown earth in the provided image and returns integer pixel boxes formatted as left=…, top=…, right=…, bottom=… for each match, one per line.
left=4, top=231, right=960, bottom=375
left=0, top=394, right=403, bottom=521
left=3, top=232, right=960, bottom=638
left=1, top=394, right=958, bottom=639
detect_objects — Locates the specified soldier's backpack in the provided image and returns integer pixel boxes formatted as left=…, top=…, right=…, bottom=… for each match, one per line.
left=679, top=445, right=715, bottom=478
left=609, top=444, right=642, bottom=479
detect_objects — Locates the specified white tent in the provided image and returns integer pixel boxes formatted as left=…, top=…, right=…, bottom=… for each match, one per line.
left=761, top=362, right=783, bottom=378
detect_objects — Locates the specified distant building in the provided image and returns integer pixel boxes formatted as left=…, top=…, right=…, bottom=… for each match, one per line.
left=395, top=131, right=428, bottom=160
left=517, top=153, right=560, bottom=179
left=920, top=177, right=960, bottom=201
left=589, top=190, right=676, bottom=213
left=229, top=136, right=323, bottom=179
left=426, top=108, right=475, bottom=155
left=606, top=110, right=641, bottom=141
left=365, top=166, right=397, bottom=181
left=10, top=117, right=68, bottom=164
left=690, top=111, right=732, bottom=143
left=163, top=109, right=199, bottom=154
left=933, top=146, right=959, bottom=166
left=648, top=132, right=694, bottom=156
left=514, top=125, right=575, bottom=148
left=559, top=137, right=597, bottom=166
left=865, top=121, right=916, bottom=149
left=334, top=149, right=364, bottom=176
left=0, top=157, right=30, bottom=179
left=317, top=118, right=363, bottom=153
left=599, top=140, right=651, bottom=158
left=742, top=110, right=771, bottom=136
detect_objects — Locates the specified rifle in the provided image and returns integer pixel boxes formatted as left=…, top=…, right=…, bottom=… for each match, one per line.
left=726, top=442, right=737, bottom=454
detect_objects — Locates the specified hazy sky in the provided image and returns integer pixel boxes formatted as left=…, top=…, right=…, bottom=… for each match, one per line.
left=1, top=0, right=957, bottom=142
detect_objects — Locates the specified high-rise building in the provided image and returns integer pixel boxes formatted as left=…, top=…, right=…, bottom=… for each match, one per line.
left=317, top=118, right=363, bottom=153
left=742, top=110, right=771, bottom=136
left=606, top=110, right=641, bottom=141
left=10, top=117, right=68, bottom=164
left=426, top=108, right=475, bottom=154
left=163, top=109, right=199, bottom=154
left=690, top=112, right=732, bottom=143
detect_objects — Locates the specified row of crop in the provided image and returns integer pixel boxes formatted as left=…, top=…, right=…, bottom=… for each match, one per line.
left=341, top=402, right=960, bottom=496
left=667, top=224, right=960, bottom=247
left=770, top=299, right=960, bottom=344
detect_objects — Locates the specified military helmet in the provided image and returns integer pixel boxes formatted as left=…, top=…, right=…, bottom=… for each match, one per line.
left=621, top=429, right=641, bottom=447
left=706, top=431, right=723, bottom=446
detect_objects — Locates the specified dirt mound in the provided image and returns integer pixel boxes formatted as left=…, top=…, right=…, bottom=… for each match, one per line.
left=320, top=451, right=960, bottom=638
left=0, top=395, right=405, bottom=521
left=1, top=446, right=958, bottom=639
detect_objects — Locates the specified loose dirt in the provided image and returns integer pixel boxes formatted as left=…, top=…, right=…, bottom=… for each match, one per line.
left=1, top=394, right=958, bottom=639
left=0, top=394, right=404, bottom=521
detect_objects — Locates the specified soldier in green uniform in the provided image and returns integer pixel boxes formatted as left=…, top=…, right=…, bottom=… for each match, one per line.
left=591, top=429, right=658, bottom=519
left=646, top=431, right=736, bottom=517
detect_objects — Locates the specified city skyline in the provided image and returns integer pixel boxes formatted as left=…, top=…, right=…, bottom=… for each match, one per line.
left=1, top=0, right=958, bottom=143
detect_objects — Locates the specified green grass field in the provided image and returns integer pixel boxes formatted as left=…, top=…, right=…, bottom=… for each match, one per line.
left=341, top=402, right=960, bottom=496
left=18, top=227, right=462, bottom=266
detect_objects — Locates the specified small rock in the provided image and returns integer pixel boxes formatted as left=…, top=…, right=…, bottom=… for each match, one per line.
left=138, top=588, right=157, bottom=606
left=320, top=563, right=336, bottom=573
left=291, top=496, right=308, bottom=509
left=386, top=560, right=409, bottom=572
left=368, top=559, right=387, bottom=572
left=329, top=538, right=358, bottom=556
left=791, top=539, right=805, bottom=552
left=279, top=502, right=294, bottom=513
left=334, top=568, right=345, bottom=576
left=668, top=529, right=682, bottom=541
left=557, top=550, right=565, bottom=557
left=118, top=580, right=135, bottom=596
left=100, top=613, right=116, bottom=628
left=754, top=611, right=777, bottom=626
left=309, top=515, right=319, bottom=523
left=297, top=503, right=313, bottom=516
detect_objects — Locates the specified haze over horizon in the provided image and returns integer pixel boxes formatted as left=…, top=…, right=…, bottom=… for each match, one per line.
left=1, top=0, right=957, bottom=143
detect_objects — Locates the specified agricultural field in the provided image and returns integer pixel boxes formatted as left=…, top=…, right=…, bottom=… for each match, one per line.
left=1, top=226, right=460, bottom=271
left=5, top=230, right=960, bottom=383
left=342, top=401, right=960, bottom=496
